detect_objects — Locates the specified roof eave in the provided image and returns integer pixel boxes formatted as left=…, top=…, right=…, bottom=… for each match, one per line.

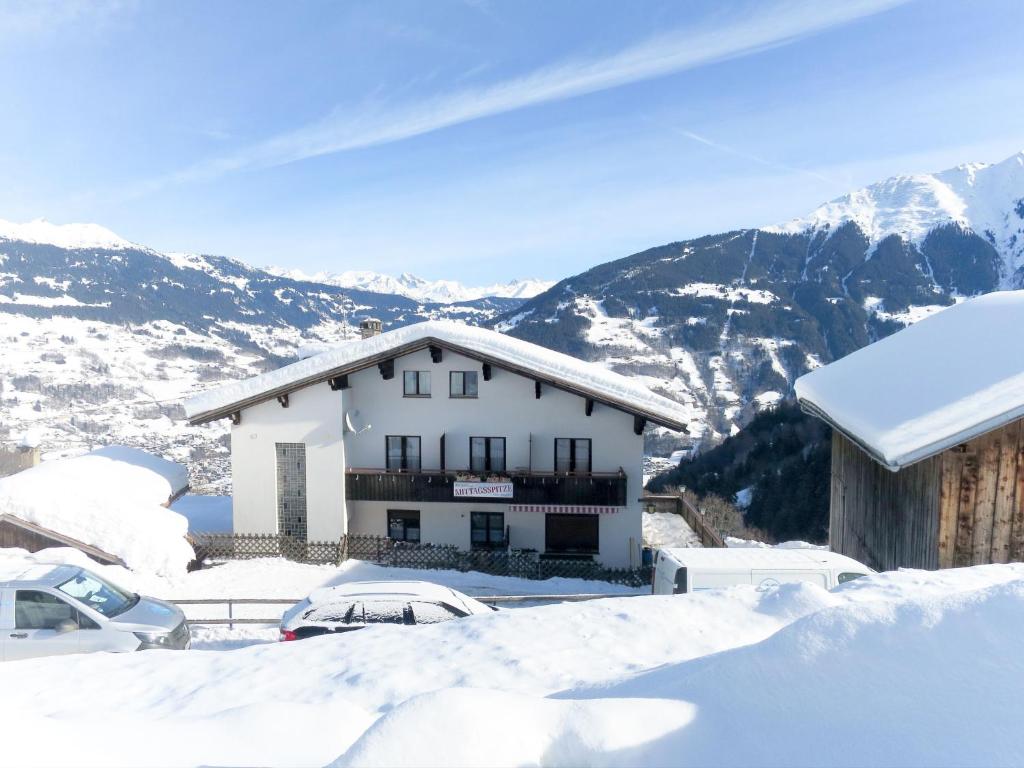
left=188, top=336, right=689, bottom=433
left=799, top=397, right=1024, bottom=472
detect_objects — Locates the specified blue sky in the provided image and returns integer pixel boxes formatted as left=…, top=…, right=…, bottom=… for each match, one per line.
left=1, top=0, right=1022, bottom=283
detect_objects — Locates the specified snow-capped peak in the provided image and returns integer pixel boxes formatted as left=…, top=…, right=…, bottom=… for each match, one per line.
left=767, top=151, right=1024, bottom=284
left=0, top=218, right=135, bottom=250
left=264, top=267, right=554, bottom=303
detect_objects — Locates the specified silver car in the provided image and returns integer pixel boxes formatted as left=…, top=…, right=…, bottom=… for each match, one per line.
left=0, top=563, right=189, bottom=661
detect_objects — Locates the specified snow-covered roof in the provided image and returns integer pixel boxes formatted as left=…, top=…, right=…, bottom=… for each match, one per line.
left=307, top=580, right=476, bottom=606
left=185, top=320, right=691, bottom=430
left=795, top=291, right=1024, bottom=470
left=658, top=547, right=867, bottom=570
left=0, top=446, right=193, bottom=576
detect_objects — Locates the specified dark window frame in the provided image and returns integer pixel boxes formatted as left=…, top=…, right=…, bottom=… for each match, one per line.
left=469, top=436, right=506, bottom=473
left=471, top=511, right=506, bottom=550
left=388, top=509, right=421, bottom=542
left=544, top=513, right=599, bottom=555
left=449, top=370, right=479, bottom=398
left=554, top=438, right=592, bottom=474
left=386, top=435, right=422, bottom=472
left=403, top=370, right=432, bottom=397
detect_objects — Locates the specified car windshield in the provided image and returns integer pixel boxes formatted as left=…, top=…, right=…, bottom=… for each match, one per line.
left=56, top=569, right=137, bottom=617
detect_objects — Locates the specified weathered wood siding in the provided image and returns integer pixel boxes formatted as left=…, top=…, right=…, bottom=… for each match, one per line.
left=830, top=432, right=942, bottom=570
left=0, top=520, right=70, bottom=554
left=938, top=419, right=1024, bottom=568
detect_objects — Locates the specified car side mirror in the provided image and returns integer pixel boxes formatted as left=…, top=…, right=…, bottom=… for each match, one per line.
left=54, top=618, right=79, bottom=634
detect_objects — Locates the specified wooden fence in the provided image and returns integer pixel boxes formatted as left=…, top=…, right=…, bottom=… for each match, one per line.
left=642, top=493, right=727, bottom=548
left=190, top=532, right=652, bottom=588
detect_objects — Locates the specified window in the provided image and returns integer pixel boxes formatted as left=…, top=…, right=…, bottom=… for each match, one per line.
left=838, top=572, right=868, bottom=584
left=403, top=370, right=431, bottom=397
left=471, top=512, right=505, bottom=550
left=555, top=438, right=592, bottom=474
left=450, top=370, right=479, bottom=398
left=386, top=436, right=422, bottom=472
left=470, top=437, right=506, bottom=473
left=545, top=513, right=599, bottom=554
left=388, top=510, right=421, bottom=542
left=15, top=591, right=77, bottom=630
left=276, top=442, right=307, bottom=539
left=57, top=570, right=136, bottom=617
left=408, top=601, right=467, bottom=624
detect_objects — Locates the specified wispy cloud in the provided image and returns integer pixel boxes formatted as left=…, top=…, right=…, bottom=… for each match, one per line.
left=0, top=0, right=133, bottom=42
left=135, top=0, right=908, bottom=195
left=675, top=129, right=837, bottom=184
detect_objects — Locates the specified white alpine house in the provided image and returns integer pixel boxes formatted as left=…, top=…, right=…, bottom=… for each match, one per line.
left=185, top=319, right=690, bottom=567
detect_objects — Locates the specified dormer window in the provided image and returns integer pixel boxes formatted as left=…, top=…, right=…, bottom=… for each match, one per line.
left=403, top=371, right=431, bottom=397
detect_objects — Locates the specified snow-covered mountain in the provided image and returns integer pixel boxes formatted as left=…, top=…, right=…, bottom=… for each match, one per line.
left=496, top=151, right=1024, bottom=446
left=2, top=151, right=1022, bottom=484
left=266, top=267, right=553, bottom=303
left=0, top=217, right=136, bottom=250
left=768, top=151, right=1024, bottom=286
left=0, top=223, right=527, bottom=488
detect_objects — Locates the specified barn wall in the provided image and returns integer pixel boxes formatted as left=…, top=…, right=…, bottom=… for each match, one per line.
left=939, top=418, right=1024, bottom=568
left=0, top=520, right=121, bottom=565
left=830, top=432, right=942, bottom=570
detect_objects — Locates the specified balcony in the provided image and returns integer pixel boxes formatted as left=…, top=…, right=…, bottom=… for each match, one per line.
left=345, top=469, right=627, bottom=507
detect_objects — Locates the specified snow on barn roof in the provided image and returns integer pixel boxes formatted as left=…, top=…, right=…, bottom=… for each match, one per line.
left=795, top=291, right=1024, bottom=470
left=185, top=320, right=691, bottom=430
left=0, top=446, right=193, bottom=576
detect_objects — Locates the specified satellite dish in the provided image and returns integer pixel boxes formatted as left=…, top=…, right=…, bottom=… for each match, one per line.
left=344, top=409, right=371, bottom=435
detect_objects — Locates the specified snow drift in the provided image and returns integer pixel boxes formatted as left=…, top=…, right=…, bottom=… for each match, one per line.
left=1, top=565, right=1023, bottom=766
left=0, top=446, right=193, bottom=576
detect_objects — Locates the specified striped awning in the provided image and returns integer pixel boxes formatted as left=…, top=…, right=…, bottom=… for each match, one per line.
left=509, top=504, right=622, bottom=515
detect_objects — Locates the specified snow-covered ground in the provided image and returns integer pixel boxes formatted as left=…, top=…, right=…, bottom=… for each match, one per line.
left=726, top=536, right=828, bottom=550
left=1, top=562, right=1022, bottom=766
left=170, top=494, right=232, bottom=533
left=642, top=511, right=701, bottom=549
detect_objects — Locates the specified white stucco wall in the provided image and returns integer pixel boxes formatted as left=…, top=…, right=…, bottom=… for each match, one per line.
left=230, top=345, right=646, bottom=566
left=230, top=383, right=346, bottom=541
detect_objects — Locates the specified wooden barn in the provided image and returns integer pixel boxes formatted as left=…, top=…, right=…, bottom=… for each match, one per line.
left=796, top=291, right=1024, bottom=571
left=0, top=514, right=125, bottom=566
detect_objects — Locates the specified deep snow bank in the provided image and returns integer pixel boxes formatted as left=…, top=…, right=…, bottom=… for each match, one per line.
left=0, top=446, right=193, bottom=575
left=0, top=565, right=1022, bottom=767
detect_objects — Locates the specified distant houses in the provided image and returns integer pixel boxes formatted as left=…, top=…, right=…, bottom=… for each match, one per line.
left=796, top=292, right=1024, bottom=571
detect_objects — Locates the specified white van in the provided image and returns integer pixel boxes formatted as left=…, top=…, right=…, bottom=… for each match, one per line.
left=652, top=547, right=872, bottom=595
left=1, top=563, right=189, bottom=661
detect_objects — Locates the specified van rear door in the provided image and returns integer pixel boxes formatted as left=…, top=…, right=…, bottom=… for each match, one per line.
left=751, top=570, right=828, bottom=591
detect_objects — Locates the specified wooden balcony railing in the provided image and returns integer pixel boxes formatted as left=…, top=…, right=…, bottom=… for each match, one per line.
left=345, top=468, right=627, bottom=506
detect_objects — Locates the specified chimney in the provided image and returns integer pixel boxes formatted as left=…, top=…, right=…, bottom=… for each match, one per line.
left=359, top=318, right=382, bottom=339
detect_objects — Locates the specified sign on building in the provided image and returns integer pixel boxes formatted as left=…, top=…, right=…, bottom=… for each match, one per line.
left=453, top=481, right=514, bottom=499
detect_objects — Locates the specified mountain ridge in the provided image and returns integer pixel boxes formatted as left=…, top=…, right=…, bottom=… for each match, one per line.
left=495, top=151, right=1024, bottom=447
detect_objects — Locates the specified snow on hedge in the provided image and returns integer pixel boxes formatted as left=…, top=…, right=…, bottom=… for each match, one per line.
left=1, top=564, right=1023, bottom=766
left=795, top=291, right=1024, bottom=469
left=0, top=446, right=193, bottom=576
left=185, top=319, right=693, bottom=427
